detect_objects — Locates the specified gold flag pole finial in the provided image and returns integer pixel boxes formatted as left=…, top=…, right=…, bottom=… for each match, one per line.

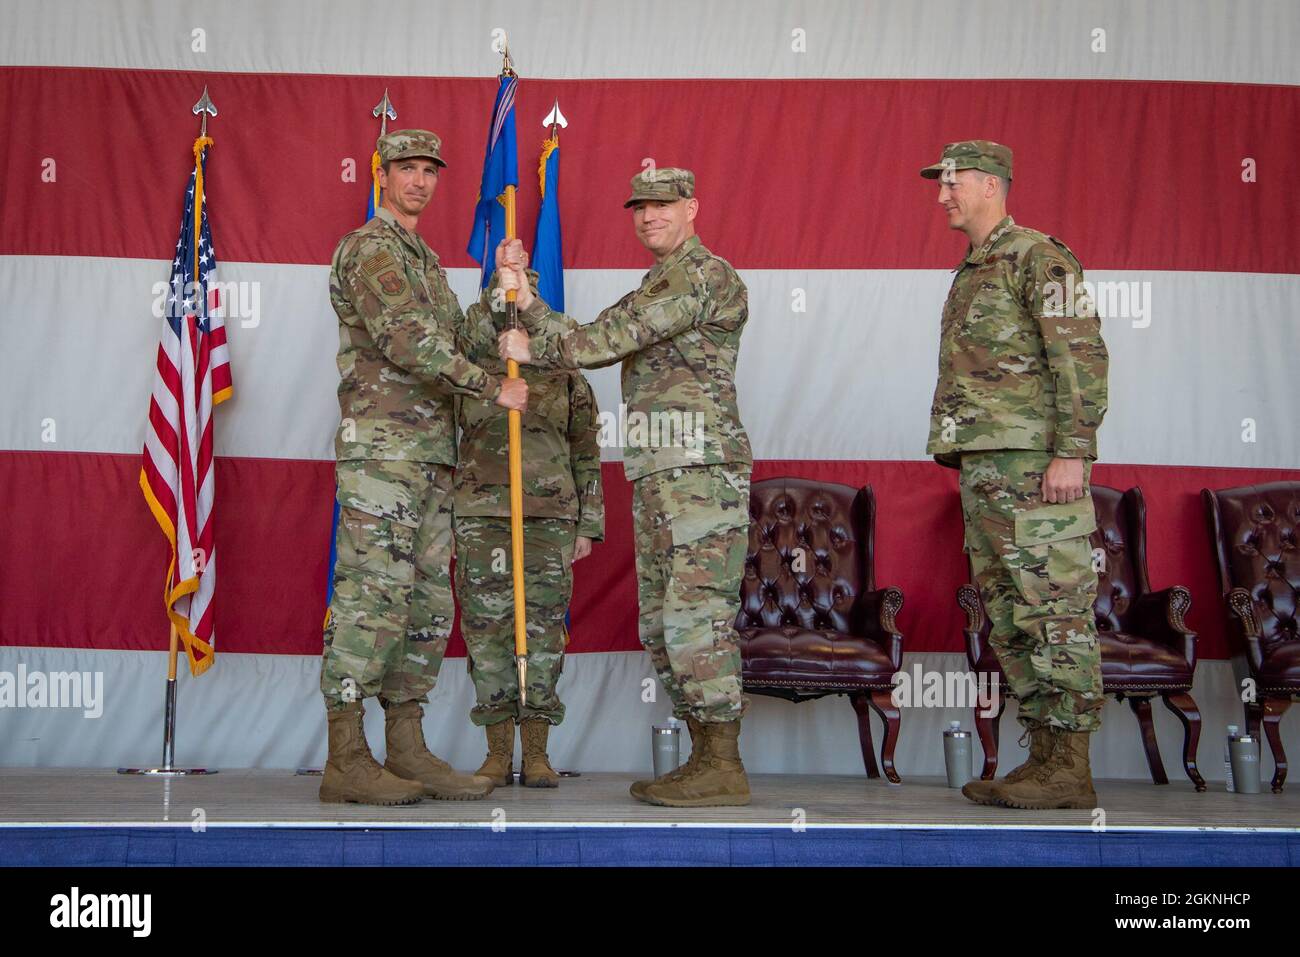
left=501, top=34, right=516, bottom=77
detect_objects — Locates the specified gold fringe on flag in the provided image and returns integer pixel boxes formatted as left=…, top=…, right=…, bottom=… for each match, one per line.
left=538, top=135, right=559, bottom=198
left=192, top=135, right=213, bottom=299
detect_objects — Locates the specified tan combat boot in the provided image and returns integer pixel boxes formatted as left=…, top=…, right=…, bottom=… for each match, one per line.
left=643, top=719, right=750, bottom=808
left=519, top=719, right=561, bottom=788
left=475, top=718, right=515, bottom=787
left=992, top=728, right=1098, bottom=810
left=961, top=725, right=1054, bottom=806
left=319, top=702, right=424, bottom=806
left=630, top=716, right=703, bottom=802
left=382, top=699, right=494, bottom=800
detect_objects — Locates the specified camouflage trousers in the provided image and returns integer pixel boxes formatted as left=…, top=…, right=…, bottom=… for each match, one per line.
left=320, top=459, right=455, bottom=711
left=454, top=515, right=575, bottom=727
left=959, top=450, right=1104, bottom=733
left=632, top=463, right=750, bottom=724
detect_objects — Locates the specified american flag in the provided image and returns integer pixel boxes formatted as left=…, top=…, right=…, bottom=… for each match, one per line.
left=139, top=143, right=232, bottom=676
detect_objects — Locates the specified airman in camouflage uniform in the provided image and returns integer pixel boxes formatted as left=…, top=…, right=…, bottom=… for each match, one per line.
left=453, top=274, right=605, bottom=787
left=319, top=129, right=527, bottom=806
left=921, top=141, right=1109, bottom=810
left=497, top=168, right=754, bottom=807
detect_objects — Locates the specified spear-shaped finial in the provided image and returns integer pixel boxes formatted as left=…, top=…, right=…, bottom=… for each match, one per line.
left=372, top=88, right=397, bottom=135
left=542, top=98, right=568, bottom=138
left=192, top=86, right=217, bottom=137
left=500, top=32, right=516, bottom=77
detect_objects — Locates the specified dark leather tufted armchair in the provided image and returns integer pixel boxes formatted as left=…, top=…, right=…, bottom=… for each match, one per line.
left=959, top=486, right=1205, bottom=789
left=1203, top=482, right=1300, bottom=792
left=736, top=478, right=905, bottom=782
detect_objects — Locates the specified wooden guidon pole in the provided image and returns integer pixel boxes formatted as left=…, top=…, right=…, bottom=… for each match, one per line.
left=501, top=53, right=528, bottom=709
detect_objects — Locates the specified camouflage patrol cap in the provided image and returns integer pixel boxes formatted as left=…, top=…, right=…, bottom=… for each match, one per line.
left=377, top=129, right=447, bottom=168
left=624, top=167, right=695, bottom=208
left=919, top=140, right=1012, bottom=181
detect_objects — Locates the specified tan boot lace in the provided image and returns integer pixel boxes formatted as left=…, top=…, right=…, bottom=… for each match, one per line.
left=348, top=710, right=386, bottom=777
left=1026, top=729, right=1071, bottom=783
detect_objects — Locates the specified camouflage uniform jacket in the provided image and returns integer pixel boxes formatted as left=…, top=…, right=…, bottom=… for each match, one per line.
left=926, top=216, right=1108, bottom=469
left=330, top=206, right=502, bottom=465
left=521, top=235, right=752, bottom=481
left=454, top=292, right=605, bottom=540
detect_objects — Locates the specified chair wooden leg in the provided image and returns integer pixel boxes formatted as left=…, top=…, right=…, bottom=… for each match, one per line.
left=868, top=689, right=901, bottom=784
left=850, top=693, right=880, bottom=779
left=1244, top=700, right=1263, bottom=739
left=975, top=694, right=1004, bottom=780
left=1161, top=691, right=1207, bottom=792
left=1262, top=696, right=1291, bottom=793
left=1128, top=696, right=1168, bottom=785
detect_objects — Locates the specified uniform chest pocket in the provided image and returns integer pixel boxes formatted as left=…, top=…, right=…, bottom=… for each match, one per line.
left=526, top=374, right=569, bottom=425
left=963, top=269, right=1022, bottom=334
left=633, top=266, right=697, bottom=312
left=407, top=267, right=438, bottom=306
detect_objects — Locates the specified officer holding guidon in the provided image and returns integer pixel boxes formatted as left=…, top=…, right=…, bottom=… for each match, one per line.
left=319, top=129, right=527, bottom=806
left=921, top=140, right=1109, bottom=809
left=497, top=167, right=754, bottom=807
left=454, top=265, right=604, bottom=788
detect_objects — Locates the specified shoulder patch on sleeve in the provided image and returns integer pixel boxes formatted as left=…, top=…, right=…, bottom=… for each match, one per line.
left=699, top=256, right=737, bottom=291
left=1024, top=237, right=1078, bottom=276
left=1046, top=236, right=1083, bottom=272
left=360, top=249, right=398, bottom=277
left=376, top=270, right=406, bottom=296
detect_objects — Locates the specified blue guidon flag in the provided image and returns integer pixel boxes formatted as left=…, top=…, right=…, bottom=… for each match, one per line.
left=533, top=132, right=564, bottom=312
left=468, top=74, right=520, bottom=288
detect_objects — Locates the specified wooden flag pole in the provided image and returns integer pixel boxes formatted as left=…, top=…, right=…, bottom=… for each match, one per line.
left=501, top=50, right=529, bottom=710
left=505, top=188, right=528, bottom=709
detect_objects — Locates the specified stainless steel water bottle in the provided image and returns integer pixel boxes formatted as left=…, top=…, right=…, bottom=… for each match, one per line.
left=651, top=722, right=681, bottom=778
left=943, top=720, right=973, bottom=788
left=1229, top=732, right=1261, bottom=794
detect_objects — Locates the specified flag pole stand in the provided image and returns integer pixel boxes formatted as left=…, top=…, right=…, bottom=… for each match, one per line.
left=118, top=624, right=216, bottom=775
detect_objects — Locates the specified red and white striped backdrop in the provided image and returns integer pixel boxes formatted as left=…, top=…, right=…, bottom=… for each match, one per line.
left=1, top=0, right=1297, bottom=775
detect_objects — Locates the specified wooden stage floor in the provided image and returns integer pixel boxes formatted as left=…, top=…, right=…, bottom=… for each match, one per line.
left=1, top=769, right=1295, bottom=831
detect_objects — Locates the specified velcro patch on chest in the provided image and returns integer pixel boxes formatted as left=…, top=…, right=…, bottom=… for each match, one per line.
left=638, top=268, right=693, bottom=304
